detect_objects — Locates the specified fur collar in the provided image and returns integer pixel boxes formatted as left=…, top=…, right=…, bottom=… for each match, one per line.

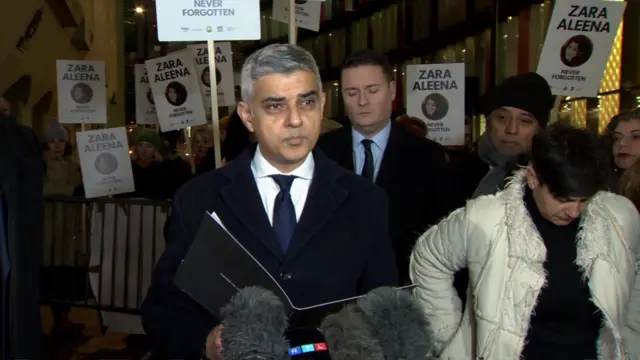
left=501, top=169, right=636, bottom=358
left=502, top=169, right=620, bottom=274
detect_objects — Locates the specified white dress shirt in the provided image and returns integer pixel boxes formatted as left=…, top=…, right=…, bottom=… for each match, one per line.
left=250, top=146, right=314, bottom=225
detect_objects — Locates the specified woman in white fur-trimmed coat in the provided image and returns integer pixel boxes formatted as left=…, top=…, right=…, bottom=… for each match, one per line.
left=410, top=125, right=640, bottom=360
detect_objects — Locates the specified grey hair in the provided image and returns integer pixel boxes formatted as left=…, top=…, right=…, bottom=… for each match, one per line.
left=240, top=43, right=322, bottom=103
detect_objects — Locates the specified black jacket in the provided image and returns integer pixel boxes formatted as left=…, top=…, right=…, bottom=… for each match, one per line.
left=317, top=122, right=449, bottom=283
left=140, top=145, right=398, bottom=359
left=0, top=117, right=44, bottom=360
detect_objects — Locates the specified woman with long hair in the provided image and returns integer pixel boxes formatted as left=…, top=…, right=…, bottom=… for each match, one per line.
left=602, top=109, right=640, bottom=191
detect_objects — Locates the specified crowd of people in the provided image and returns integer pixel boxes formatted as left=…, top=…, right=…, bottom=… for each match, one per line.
left=1, top=42, right=640, bottom=359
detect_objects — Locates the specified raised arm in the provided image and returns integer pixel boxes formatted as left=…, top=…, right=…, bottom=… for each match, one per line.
left=409, top=204, right=472, bottom=353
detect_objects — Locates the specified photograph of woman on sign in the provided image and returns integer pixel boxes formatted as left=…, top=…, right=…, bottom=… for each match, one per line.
left=94, top=152, right=119, bottom=175
left=421, top=92, right=449, bottom=121
left=202, top=66, right=223, bottom=88
left=560, top=35, right=593, bottom=68
left=164, top=81, right=188, bottom=107
left=202, top=66, right=211, bottom=88
left=70, top=82, right=93, bottom=105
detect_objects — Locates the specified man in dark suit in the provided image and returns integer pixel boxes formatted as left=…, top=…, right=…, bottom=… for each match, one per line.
left=316, top=49, right=449, bottom=283
left=141, top=44, right=398, bottom=360
left=0, top=115, right=45, bottom=360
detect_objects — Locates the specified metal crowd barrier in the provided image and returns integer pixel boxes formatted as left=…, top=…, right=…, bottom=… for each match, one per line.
left=42, top=195, right=171, bottom=315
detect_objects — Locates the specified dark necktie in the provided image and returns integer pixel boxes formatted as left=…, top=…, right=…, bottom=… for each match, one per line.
left=271, top=175, right=297, bottom=253
left=360, top=139, right=375, bottom=180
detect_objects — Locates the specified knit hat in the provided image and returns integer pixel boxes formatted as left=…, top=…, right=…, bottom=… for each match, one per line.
left=483, top=72, right=554, bottom=127
left=136, top=129, right=162, bottom=150
left=45, top=120, right=69, bottom=142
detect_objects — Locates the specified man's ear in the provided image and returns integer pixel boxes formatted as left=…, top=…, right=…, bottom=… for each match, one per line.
left=526, top=166, right=539, bottom=190
left=236, top=102, right=255, bottom=133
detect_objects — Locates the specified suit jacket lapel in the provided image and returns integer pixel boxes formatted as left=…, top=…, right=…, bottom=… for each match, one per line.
left=219, top=147, right=284, bottom=260
left=283, top=149, right=347, bottom=267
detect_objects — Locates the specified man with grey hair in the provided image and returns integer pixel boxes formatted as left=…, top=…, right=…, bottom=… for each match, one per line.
left=141, top=44, right=398, bottom=360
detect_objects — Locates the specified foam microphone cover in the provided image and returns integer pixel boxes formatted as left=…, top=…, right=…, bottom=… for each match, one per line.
left=319, top=305, right=385, bottom=360
left=353, top=287, right=436, bottom=360
left=220, top=286, right=290, bottom=360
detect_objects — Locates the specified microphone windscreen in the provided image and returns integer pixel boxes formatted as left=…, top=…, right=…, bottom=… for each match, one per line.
left=319, top=305, right=385, bottom=360
left=354, top=287, right=436, bottom=360
left=220, top=286, right=290, bottom=360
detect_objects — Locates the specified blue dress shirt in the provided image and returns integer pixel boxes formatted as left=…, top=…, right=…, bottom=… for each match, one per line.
left=351, top=121, right=392, bottom=181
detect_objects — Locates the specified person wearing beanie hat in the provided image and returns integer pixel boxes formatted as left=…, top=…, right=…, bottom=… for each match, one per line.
left=134, top=129, right=163, bottom=166
left=45, top=120, right=70, bottom=158
left=446, top=72, right=553, bottom=309
left=483, top=72, right=554, bottom=131
left=449, top=72, right=553, bottom=207
left=42, top=120, right=84, bottom=339
left=44, top=120, right=78, bottom=195
left=470, top=72, right=553, bottom=196
left=129, top=129, right=181, bottom=200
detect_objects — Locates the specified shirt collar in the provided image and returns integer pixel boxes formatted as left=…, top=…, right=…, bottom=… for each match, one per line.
left=252, top=145, right=314, bottom=180
left=351, top=120, right=392, bottom=150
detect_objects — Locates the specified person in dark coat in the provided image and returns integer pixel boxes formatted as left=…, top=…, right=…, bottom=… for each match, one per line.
left=0, top=115, right=45, bottom=360
left=127, top=130, right=182, bottom=200
left=197, top=110, right=257, bottom=174
left=447, top=72, right=554, bottom=210
left=141, top=43, right=398, bottom=360
left=316, top=49, right=449, bottom=284
left=446, top=72, right=554, bottom=307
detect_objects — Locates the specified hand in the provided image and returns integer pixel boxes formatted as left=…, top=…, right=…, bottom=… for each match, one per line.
left=205, top=324, right=224, bottom=360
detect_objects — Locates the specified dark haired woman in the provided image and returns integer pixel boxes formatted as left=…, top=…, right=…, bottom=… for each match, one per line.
left=410, top=124, right=640, bottom=359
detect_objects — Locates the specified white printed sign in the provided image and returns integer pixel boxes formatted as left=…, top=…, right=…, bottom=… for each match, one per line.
left=536, top=0, right=625, bottom=97
left=187, top=42, right=236, bottom=110
left=76, top=127, right=135, bottom=199
left=406, top=63, right=465, bottom=146
left=56, top=60, right=107, bottom=124
left=272, top=0, right=324, bottom=32
left=145, top=50, right=207, bottom=132
left=134, top=64, right=158, bottom=125
left=155, top=0, right=261, bottom=41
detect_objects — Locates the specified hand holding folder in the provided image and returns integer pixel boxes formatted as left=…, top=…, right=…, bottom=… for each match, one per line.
left=174, top=212, right=415, bottom=327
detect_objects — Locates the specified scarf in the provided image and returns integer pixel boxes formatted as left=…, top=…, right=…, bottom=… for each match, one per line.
left=472, top=132, right=515, bottom=199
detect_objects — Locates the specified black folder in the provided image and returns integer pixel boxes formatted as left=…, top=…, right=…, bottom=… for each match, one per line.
left=173, top=213, right=415, bottom=327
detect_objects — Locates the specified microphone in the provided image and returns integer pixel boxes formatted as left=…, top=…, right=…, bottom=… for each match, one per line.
left=353, top=287, right=436, bottom=360
left=320, top=307, right=385, bottom=360
left=320, top=287, right=436, bottom=360
left=219, top=286, right=290, bottom=360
